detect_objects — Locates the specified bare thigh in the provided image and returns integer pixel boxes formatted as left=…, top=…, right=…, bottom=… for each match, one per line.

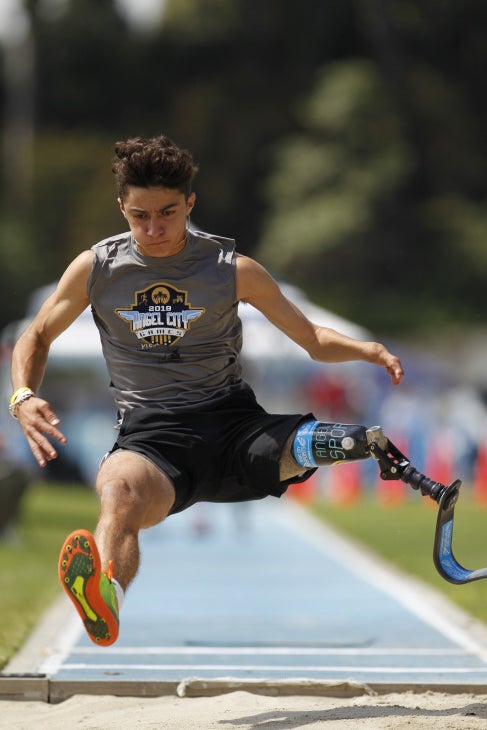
left=96, top=449, right=176, bottom=529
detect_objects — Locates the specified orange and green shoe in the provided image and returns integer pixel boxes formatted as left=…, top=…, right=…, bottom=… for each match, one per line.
left=58, top=529, right=119, bottom=647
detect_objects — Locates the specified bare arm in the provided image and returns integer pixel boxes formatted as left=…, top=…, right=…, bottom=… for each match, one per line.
left=236, top=255, right=404, bottom=385
left=11, top=250, right=94, bottom=466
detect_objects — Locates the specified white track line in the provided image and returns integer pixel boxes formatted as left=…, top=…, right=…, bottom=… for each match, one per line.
left=66, top=646, right=471, bottom=656
left=56, top=663, right=487, bottom=675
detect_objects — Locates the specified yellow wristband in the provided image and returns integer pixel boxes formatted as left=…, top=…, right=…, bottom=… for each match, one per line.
left=10, top=387, right=35, bottom=405
left=9, top=387, right=35, bottom=419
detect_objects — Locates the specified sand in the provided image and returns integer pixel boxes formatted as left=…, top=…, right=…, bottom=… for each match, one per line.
left=1, top=690, right=487, bottom=729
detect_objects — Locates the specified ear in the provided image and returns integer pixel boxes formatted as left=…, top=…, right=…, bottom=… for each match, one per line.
left=186, top=192, right=196, bottom=216
left=118, top=197, right=126, bottom=217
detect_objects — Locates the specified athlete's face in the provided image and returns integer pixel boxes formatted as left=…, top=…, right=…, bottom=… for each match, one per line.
left=119, top=185, right=195, bottom=257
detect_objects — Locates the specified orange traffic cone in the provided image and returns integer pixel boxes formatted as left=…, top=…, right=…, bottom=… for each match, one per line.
left=425, top=430, right=454, bottom=487
left=376, top=435, right=408, bottom=505
left=286, top=471, right=317, bottom=504
left=327, top=461, right=362, bottom=505
left=474, top=442, right=487, bottom=505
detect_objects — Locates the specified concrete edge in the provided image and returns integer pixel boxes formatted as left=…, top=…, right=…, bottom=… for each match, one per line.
left=0, top=676, right=49, bottom=702
left=3, top=676, right=487, bottom=704
left=47, top=679, right=179, bottom=704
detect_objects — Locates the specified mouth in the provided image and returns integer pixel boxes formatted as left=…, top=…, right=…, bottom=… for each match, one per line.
left=138, top=239, right=168, bottom=247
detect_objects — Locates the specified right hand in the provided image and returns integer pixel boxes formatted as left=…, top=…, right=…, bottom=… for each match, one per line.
left=16, top=396, right=67, bottom=468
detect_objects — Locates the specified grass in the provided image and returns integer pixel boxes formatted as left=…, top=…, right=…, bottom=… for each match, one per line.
left=311, top=489, right=487, bottom=625
left=0, top=481, right=99, bottom=670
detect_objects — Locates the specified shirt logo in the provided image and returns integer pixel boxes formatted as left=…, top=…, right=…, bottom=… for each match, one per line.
left=116, top=283, right=205, bottom=348
left=218, top=248, right=233, bottom=265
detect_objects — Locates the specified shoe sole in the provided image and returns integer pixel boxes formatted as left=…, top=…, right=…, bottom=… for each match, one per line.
left=58, top=529, right=119, bottom=647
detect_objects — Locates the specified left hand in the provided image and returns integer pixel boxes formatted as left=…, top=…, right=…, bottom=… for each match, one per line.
left=370, top=344, right=404, bottom=386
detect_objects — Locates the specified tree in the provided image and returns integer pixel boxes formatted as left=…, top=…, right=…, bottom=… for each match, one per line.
left=256, top=2, right=487, bottom=333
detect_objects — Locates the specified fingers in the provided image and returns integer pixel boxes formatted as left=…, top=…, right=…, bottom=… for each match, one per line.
left=40, top=403, right=63, bottom=431
left=26, top=433, right=58, bottom=468
left=387, top=356, right=405, bottom=386
left=368, top=344, right=405, bottom=386
left=17, top=398, right=67, bottom=468
left=389, top=368, right=404, bottom=386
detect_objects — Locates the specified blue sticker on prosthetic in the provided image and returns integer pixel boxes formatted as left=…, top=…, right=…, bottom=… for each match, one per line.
left=293, top=421, right=319, bottom=468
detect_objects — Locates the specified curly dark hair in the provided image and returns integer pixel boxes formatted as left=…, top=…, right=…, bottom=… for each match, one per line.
left=112, top=135, right=199, bottom=199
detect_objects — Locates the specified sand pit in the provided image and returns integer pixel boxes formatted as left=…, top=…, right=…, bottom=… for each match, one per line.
left=2, top=689, right=487, bottom=729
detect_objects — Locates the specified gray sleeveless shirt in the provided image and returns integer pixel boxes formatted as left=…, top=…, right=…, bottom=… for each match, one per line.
left=88, top=230, right=248, bottom=414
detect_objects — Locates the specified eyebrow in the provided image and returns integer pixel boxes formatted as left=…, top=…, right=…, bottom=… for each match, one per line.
left=128, top=203, right=179, bottom=213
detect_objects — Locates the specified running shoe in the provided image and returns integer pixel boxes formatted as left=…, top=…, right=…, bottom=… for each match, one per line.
left=58, top=529, right=119, bottom=646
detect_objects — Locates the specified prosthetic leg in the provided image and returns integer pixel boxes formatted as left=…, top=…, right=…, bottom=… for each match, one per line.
left=368, top=433, right=487, bottom=585
left=291, top=420, right=487, bottom=585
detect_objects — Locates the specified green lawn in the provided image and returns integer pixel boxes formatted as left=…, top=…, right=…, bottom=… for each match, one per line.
left=0, top=481, right=99, bottom=670
left=1, top=481, right=487, bottom=672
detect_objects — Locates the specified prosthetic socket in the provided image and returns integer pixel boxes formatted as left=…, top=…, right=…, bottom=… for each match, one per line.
left=293, top=421, right=387, bottom=468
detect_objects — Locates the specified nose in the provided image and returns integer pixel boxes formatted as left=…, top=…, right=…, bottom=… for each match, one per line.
left=146, top=217, right=164, bottom=237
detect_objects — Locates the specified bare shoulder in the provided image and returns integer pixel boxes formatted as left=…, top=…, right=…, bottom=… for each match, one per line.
left=235, top=253, right=268, bottom=276
left=39, top=250, right=94, bottom=313
left=62, top=249, right=95, bottom=280
left=235, top=254, right=280, bottom=303
left=55, top=250, right=94, bottom=298
left=17, top=250, right=94, bottom=345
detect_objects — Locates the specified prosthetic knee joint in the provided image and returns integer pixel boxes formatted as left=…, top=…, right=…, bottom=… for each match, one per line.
left=292, top=421, right=387, bottom=468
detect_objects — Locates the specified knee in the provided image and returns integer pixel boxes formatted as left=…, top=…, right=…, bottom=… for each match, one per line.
left=97, top=477, right=146, bottom=528
left=96, top=474, right=174, bottom=529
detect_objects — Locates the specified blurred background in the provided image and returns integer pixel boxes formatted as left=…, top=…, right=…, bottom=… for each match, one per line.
left=0, top=0, right=486, bottom=504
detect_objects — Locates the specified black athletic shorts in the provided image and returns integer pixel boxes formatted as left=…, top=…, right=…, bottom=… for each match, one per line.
left=109, top=389, right=316, bottom=515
